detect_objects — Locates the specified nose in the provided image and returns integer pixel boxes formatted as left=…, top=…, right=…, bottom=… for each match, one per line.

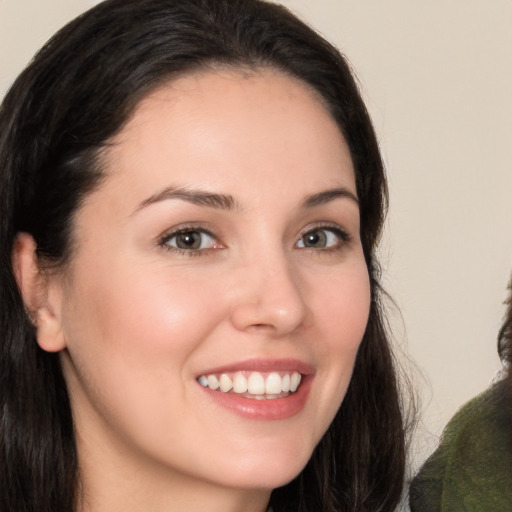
left=230, top=253, right=310, bottom=336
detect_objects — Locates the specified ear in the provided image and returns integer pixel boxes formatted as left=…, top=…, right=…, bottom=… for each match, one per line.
left=11, top=233, right=67, bottom=352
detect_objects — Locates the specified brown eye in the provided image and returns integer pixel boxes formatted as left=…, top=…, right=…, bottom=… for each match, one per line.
left=175, top=231, right=202, bottom=249
left=164, top=229, right=216, bottom=251
left=297, top=227, right=348, bottom=250
left=301, top=229, right=327, bottom=248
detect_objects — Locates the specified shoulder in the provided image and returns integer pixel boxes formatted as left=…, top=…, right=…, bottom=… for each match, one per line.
left=410, top=380, right=512, bottom=511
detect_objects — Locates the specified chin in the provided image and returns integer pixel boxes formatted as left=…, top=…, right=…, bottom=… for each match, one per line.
left=212, top=445, right=312, bottom=491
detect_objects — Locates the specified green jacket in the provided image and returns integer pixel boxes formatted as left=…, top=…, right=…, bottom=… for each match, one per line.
left=410, top=380, right=512, bottom=511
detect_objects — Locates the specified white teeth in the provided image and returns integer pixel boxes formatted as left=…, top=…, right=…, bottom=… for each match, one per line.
left=207, top=375, right=219, bottom=390
left=265, top=372, right=282, bottom=394
left=247, top=372, right=265, bottom=395
left=233, top=372, right=248, bottom=393
left=282, top=374, right=291, bottom=392
left=219, top=374, right=233, bottom=392
left=198, top=370, right=303, bottom=396
left=290, top=372, right=301, bottom=392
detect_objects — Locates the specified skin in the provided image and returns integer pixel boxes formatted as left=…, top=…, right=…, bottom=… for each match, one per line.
left=16, top=69, right=371, bottom=512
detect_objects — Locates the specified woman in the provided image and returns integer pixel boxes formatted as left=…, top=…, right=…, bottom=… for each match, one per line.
left=410, top=281, right=512, bottom=510
left=0, top=1, right=407, bottom=510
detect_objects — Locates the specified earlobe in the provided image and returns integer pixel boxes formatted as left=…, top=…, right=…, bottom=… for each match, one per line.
left=11, top=233, right=67, bottom=353
left=34, top=307, right=67, bottom=353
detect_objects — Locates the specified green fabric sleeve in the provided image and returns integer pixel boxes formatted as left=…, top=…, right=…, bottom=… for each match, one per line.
left=410, top=380, right=512, bottom=512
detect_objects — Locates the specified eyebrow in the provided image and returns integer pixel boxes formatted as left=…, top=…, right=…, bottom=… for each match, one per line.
left=134, top=186, right=238, bottom=214
left=134, top=184, right=357, bottom=215
left=302, top=187, right=359, bottom=208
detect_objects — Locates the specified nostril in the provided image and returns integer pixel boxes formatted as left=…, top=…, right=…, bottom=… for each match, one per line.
left=248, top=323, right=276, bottom=332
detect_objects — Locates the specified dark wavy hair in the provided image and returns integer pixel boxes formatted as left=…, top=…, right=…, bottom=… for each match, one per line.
left=498, top=276, right=512, bottom=368
left=0, top=1, right=407, bottom=510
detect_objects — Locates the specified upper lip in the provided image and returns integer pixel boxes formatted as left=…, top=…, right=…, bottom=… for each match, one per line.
left=197, top=358, right=315, bottom=376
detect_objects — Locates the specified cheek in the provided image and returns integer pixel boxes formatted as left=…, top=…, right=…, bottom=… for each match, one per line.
left=64, top=261, right=227, bottom=363
left=314, top=260, right=371, bottom=354
left=59, top=262, right=232, bottom=448
left=307, top=260, right=370, bottom=427
left=59, top=260, right=232, bottom=429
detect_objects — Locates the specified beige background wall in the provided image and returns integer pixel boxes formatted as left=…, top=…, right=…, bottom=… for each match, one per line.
left=2, top=0, right=512, bottom=471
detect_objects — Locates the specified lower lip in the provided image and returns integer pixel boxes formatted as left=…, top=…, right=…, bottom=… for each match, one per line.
left=198, top=375, right=313, bottom=421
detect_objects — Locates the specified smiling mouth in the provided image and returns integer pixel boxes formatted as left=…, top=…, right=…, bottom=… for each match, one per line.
left=197, top=371, right=302, bottom=399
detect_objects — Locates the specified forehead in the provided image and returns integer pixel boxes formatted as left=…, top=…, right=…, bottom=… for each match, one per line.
left=97, top=68, right=355, bottom=209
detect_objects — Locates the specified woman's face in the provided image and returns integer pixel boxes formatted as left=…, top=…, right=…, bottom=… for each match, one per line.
left=50, top=69, right=370, bottom=498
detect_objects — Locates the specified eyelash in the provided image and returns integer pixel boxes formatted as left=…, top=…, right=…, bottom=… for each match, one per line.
left=158, top=223, right=352, bottom=257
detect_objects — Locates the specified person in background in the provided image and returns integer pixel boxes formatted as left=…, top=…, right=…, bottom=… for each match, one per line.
left=410, top=278, right=512, bottom=510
